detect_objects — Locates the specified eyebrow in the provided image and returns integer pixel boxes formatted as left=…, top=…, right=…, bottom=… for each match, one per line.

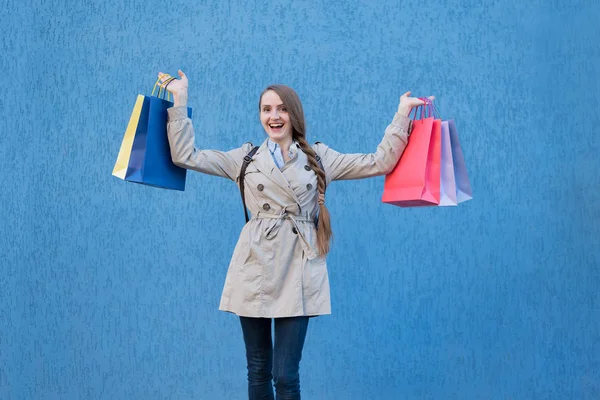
left=261, top=103, right=285, bottom=108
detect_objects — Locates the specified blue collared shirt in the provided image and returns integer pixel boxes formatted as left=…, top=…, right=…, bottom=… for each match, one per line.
left=267, top=139, right=296, bottom=169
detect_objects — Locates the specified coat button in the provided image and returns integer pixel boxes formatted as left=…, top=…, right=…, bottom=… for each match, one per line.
left=257, top=184, right=264, bottom=191
left=304, top=165, right=311, bottom=171
left=306, top=183, right=313, bottom=190
left=262, top=203, right=270, bottom=211
left=292, top=227, right=298, bottom=234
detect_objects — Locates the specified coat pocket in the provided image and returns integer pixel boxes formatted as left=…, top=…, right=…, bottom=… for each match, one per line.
left=302, top=256, right=328, bottom=299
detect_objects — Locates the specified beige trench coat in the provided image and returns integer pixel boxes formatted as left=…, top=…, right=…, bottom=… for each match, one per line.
left=166, top=106, right=411, bottom=318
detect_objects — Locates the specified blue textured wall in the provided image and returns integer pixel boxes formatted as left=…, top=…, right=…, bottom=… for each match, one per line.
left=2, top=0, right=599, bottom=399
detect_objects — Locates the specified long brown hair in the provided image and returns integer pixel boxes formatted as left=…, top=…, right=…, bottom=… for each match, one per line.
left=259, top=84, right=332, bottom=256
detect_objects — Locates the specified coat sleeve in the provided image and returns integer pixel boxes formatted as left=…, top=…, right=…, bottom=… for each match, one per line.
left=313, top=113, right=412, bottom=183
left=166, top=106, right=253, bottom=181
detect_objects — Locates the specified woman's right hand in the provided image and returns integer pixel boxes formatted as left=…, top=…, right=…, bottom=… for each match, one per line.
left=157, top=70, right=188, bottom=107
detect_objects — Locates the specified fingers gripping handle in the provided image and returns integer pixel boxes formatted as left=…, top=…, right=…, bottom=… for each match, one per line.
left=410, top=97, right=442, bottom=121
left=420, top=97, right=442, bottom=119
left=151, top=75, right=175, bottom=101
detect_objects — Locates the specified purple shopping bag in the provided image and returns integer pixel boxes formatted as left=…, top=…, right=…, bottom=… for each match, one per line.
left=447, top=120, right=472, bottom=203
left=439, top=121, right=458, bottom=206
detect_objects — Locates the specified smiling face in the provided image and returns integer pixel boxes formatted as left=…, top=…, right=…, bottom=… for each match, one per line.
left=260, top=90, right=293, bottom=145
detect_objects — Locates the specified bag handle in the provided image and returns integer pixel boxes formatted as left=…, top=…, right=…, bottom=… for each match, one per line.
left=151, top=77, right=174, bottom=101
left=408, top=99, right=429, bottom=121
left=418, top=97, right=442, bottom=119
left=409, top=103, right=424, bottom=120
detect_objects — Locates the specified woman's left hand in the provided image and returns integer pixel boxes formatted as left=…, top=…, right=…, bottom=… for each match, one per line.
left=397, top=91, right=435, bottom=117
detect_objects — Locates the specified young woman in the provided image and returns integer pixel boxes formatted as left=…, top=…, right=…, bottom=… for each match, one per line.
left=157, top=70, right=432, bottom=400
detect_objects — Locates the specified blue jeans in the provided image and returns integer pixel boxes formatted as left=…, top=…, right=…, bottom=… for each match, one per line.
left=239, top=316, right=310, bottom=400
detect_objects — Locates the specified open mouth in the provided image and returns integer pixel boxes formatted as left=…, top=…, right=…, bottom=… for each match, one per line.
left=269, top=123, right=284, bottom=132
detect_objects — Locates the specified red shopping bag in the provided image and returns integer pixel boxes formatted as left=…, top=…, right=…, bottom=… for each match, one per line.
left=382, top=103, right=441, bottom=207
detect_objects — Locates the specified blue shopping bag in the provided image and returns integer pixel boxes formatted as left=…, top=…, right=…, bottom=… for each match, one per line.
left=112, top=80, right=192, bottom=191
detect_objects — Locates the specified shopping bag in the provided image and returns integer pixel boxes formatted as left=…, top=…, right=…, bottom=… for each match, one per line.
left=381, top=103, right=442, bottom=207
left=438, top=120, right=458, bottom=206
left=112, top=80, right=192, bottom=191
left=447, top=120, right=472, bottom=203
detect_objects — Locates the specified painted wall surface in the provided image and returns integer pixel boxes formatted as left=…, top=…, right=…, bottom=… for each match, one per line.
left=2, top=0, right=599, bottom=399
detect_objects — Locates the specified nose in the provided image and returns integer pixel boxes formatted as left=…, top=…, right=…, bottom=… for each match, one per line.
left=270, top=109, right=281, bottom=119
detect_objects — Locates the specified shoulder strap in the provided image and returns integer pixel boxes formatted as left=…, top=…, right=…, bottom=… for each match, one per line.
left=240, top=146, right=259, bottom=223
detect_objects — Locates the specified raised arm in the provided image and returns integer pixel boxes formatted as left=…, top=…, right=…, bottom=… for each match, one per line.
left=314, top=113, right=410, bottom=183
left=314, top=91, right=433, bottom=183
left=167, top=107, right=252, bottom=180
left=159, top=70, right=252, bottom=181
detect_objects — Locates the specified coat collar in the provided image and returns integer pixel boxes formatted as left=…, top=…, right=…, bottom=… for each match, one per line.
left=267, top=139, right=298, bottom=169
left=253, top=139, right=302, bottom=205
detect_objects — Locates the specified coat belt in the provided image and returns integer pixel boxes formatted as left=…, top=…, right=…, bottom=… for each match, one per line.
left=253, top=206, right=318, bottom=260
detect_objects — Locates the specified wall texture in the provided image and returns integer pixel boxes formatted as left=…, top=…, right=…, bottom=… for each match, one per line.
left=2, top=0, right=599, bottom=399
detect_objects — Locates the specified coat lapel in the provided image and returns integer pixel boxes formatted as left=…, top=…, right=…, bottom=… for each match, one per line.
left=252, top=139, right=301, bottom=205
